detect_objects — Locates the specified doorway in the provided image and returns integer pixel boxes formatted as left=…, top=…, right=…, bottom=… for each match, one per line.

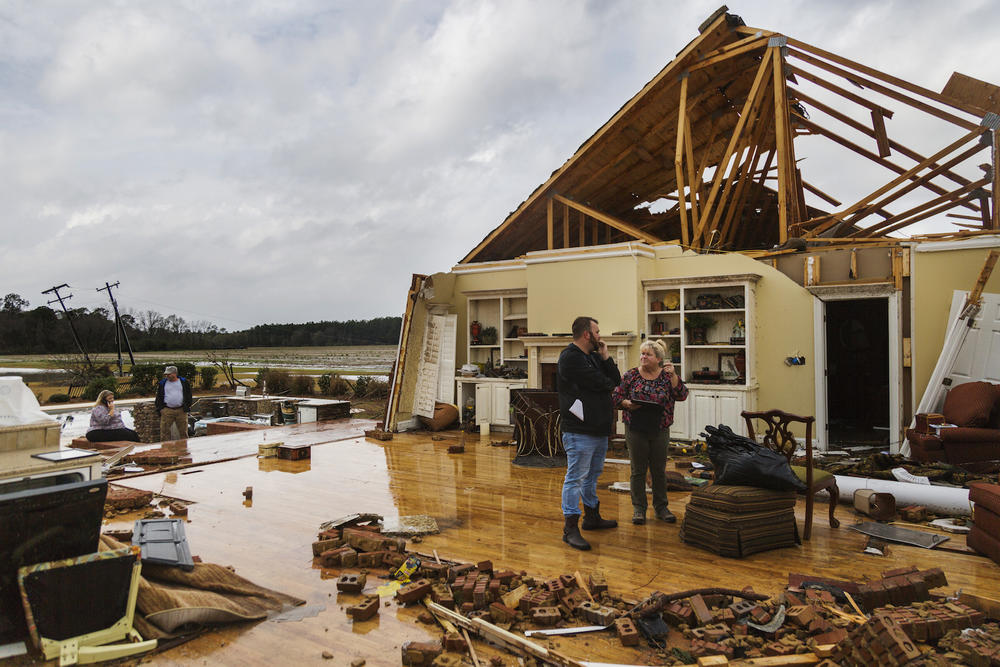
left=824, top=298, right=890, bottom=448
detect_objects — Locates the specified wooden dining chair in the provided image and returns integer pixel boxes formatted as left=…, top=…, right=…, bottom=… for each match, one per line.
left=741, top=409, right=840, bottom=540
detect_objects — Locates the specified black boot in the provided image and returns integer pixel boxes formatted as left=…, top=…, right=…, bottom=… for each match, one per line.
left=655, top=507, right=677, bottom=523
left=563, top=515, right=591, bottom=550
left=581, top=502, right=618, bottom=530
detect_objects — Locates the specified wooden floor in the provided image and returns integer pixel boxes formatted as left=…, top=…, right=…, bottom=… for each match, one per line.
left=107, top=424, right=1000, bottom=666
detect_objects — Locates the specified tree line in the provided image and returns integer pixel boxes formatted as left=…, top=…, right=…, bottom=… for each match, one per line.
left=0, top=293, right=401, bottom=354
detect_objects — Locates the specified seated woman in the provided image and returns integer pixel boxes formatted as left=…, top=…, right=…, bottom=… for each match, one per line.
left=86, top=390, right=140, bottom=442
left=612, top=339, right=688, bottom=525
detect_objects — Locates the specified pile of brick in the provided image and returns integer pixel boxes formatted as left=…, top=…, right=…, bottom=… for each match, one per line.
left=938, top=622, right=1000, bottom=665
left=125, top=441, right=192, bottom=467
left=312, top=515, right=994, bottom=666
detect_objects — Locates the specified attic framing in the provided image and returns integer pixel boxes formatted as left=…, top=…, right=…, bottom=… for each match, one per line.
left=460, top=7, right=1000, bottom=264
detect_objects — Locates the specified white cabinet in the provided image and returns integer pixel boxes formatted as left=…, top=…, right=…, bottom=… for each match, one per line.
left=458, top=378, right=527, bottom=428
left=683, top=386, right=755, bottom=438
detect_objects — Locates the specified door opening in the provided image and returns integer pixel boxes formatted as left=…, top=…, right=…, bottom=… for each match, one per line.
left=825, top=299, right=890, bottom=448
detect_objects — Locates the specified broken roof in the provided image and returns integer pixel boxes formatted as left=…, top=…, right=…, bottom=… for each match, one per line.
left=461, top=6, right=1000, bottom=264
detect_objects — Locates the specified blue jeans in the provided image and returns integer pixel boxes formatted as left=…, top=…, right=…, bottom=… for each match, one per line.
left=561, top=432, right=609, bottom=516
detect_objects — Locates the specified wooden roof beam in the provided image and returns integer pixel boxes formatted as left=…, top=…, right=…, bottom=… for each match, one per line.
left=786, top=37, right=987, bottom=119
left=790, top=87, right=981, bottom=196
left=788, top=65, right=894, bottom=118
left=551, top=194, right=663, bottom=244
left=688, top=36, right=770, bottom=72
left=788, top=48, right=978, bottom=130
left=797, top=123, right=985, bottom=236
left=860, top=178, right=990, bottom=237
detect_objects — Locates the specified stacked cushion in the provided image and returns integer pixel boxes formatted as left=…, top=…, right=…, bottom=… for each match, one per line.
left=681, top=485, right=799, bottom=558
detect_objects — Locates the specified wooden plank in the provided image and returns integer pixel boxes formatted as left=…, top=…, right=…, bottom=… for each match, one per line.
left=788, top=48, right=978, bottom=130
left=579, top=210, right=586, bottom=247
left=696, top=53, right=773, bottom=245
left=994, top=130, right=1000, bottom=230
left=562, top=203, right=570, bottom=249
left=942, top=71, right=1000, bottom=115
left=871, top=110, right=891, bottom=158
left=788, top=65, right=893, bottom=118
left=875, top=188, right=983, bottom=236
left=684, top=113, right=701, bottom=232
left=772, top=46, right=790, bottom=242
left=787, top=37, right=987, bottom=118
left=856, top=177, right=990, bottom=237
left=547, top=198, right=554, bottom=250
left=849, top=249, right=858, bottom=279
left=720, top=96, right=774, bottom=246
left=552, top=194, right=662, bottom=244
left=968, top=249, right=1000, bottom=306
left=676, top=75, right=691, bottom=247
left=802, top=179, right=841, bottom=207
left=688, top=36, right=770, bottom=72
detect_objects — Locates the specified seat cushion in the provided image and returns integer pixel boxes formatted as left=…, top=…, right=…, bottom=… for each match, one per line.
left=689, top=485, right=796, bottom=513
left=942, top=381, right=999, bottom=427
left=969, top=482, right=1000, bottom=516
left=939, top=427, right=1000, bottom=444
left=791, top=465, right=834, bottom=486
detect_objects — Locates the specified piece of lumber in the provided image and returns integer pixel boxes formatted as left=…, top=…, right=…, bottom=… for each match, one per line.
left=688, top=35, right=770, bottom=72
left=772, top=46, right=791, bottom=241
left=788, top=47, right=978, bottom=130
left=546, top=197, right=554, bottom=249
left=676, top=74, right=690, bottom=247
left=562, top=202, right=570, bottom=248
left=788, top=64, right=893, bottom=118
left=871, top=109, right=890, bottom=158
left=697, top=53, right=773, bottom=245
left=857, top=177, right=990, bottom=237
left=552, top=194, right=661, bottom=244
left=787, top=37, right=986, bottom=118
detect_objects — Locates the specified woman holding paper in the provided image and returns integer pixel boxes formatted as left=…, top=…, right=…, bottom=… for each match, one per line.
left=612, top=339, right=688, bottom=525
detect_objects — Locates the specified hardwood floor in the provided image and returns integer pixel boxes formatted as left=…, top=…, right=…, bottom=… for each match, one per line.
left=108, top=425, right=1000, bottom=666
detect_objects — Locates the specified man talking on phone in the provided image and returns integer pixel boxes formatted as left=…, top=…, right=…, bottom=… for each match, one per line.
left=557, top=316, right=622, bottom=550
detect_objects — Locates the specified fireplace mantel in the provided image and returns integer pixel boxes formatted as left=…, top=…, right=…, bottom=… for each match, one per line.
left=520, top=334, right=636, bottom=388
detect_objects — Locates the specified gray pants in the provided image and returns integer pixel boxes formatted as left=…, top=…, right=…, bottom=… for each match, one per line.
left=626, top=425, right=670, bottom=513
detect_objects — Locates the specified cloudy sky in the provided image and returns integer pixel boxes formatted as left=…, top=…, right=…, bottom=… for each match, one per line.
left=2, top=1, right=999, bottom=330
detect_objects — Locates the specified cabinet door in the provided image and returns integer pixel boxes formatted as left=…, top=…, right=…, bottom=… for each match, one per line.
left=691, top=391, right=717, bottom=436
left=670, top=396, right=690, bottom=440
left=716, top=390, right=746, bottom=435
left=475, top=383, right=492, bottom=425
left=492, top=385, right=511, bottom=426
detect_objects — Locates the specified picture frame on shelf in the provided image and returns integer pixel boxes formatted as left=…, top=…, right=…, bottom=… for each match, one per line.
left=719, top=352, right=740, bottom=382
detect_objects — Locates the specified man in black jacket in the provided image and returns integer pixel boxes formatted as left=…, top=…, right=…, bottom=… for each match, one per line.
left=557, top=316, right=622, bottom=550
left=155, top=365, right=192, bottom=440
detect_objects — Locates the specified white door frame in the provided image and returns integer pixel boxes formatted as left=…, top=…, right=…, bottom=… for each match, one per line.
left=811, top=286, right=901, bottom=453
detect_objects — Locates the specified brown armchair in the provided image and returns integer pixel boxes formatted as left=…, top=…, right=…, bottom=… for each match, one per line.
left=906, top=381, right=1000, bottom=464
left=741, top=409, right=839, bottom=541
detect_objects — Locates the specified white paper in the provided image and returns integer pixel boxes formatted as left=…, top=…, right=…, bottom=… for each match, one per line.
left=891, top=467, right=930, bottom=485
left=569, top=399, right=584, bottom=421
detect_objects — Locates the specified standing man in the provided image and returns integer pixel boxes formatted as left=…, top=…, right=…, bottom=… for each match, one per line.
left=156, top=365, right=192, bottom=441
left=558, top=316, right=622, bottom=550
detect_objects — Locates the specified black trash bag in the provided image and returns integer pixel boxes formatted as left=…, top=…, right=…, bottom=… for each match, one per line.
left=703, top=424, right=806, bottom=492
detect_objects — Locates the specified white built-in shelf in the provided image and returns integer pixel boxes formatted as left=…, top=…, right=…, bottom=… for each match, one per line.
left=687, top=344, right=746, bottom=349
left=648, top=310, right=681, bottom=315
left=503, top=338, right=525, bottom=342
left=503, top=313, right=528, bottom=320
left=470, top=345, right=501, bottom=349
left=688, top=308, right=744, bottom=314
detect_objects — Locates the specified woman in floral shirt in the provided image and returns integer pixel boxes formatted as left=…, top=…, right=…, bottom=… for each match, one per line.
left=612, top=339, right=688, bottom=524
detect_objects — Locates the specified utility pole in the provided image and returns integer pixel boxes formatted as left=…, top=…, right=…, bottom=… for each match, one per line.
left=97, top=281, right=136, bottom=376
left=42, top=284, right=92, bottom=366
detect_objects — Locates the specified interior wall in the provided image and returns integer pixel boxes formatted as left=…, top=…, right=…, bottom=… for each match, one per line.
left=910, top=242, right=1000, bottom=409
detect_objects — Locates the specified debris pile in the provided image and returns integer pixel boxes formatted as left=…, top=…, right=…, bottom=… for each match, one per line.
left=312, top=514, right=997, bottom=666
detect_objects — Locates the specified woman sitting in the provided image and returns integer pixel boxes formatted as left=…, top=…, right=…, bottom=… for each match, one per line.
left=86, top=390, right=140, bottom=442
left=612, top=339, right=688, bottom=524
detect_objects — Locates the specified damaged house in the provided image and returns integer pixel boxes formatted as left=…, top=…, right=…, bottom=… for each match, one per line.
left=387, top=6, right=1000, bottom=457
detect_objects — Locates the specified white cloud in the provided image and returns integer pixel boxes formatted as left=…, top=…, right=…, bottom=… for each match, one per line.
left=1, top=0, right=999, bottom=325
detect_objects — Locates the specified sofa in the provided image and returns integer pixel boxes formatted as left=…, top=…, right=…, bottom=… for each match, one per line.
left=967, top=481, right=1000, bottom=566
left=906, top=381, right=1000, bottom=464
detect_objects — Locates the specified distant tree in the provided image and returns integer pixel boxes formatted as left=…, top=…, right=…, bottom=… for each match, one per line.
left=2, top=293, right=28, bottom=313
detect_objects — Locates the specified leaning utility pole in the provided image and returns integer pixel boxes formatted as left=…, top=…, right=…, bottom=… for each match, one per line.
left=97, top=281, right=136, bottom=376
left=42, top=283, right=92, bottom=366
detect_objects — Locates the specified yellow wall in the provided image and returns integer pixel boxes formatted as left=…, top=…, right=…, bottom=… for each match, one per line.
left=910, top=243, right=1000, bottom=403
left=441, top=247, right=817, bottom=420
left=646, top=251, right=816, bottom=418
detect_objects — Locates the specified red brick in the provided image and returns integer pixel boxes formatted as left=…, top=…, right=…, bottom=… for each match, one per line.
left=614, top=617, right=639, bottom=646
left=531, top=606, right=561, bottom=626
left=346, top=596, right=379, bottom=621
left=401, top=640, right=442, bottom=666
left=336, top=573, right=366, bottom=593
left=396, top=579, right=433, bottom=604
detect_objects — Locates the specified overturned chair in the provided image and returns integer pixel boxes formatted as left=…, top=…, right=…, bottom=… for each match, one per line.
left=741, top=409, right=839, bottom=541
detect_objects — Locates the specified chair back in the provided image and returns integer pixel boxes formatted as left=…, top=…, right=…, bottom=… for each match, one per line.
left=741, top=410, right=814, bottom=469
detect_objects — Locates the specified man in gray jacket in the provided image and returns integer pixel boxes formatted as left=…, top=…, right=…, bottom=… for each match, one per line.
left=557, top=316, right=621, bottom=550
